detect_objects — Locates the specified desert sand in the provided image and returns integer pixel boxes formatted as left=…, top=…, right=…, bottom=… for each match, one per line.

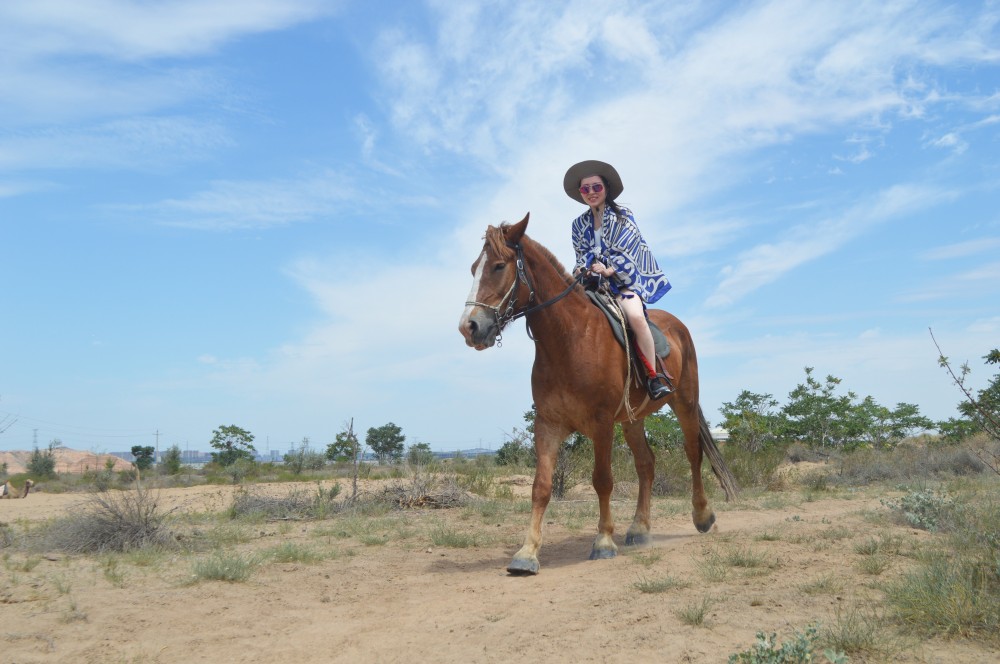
left=1, top=479, right=996, bottom=663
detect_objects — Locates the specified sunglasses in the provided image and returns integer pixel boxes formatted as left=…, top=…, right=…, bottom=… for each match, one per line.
left=579, top=183, right=604, bottom=194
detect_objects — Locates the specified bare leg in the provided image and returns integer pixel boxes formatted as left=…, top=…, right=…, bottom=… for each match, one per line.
left=618, top=291, right=656, bottom=375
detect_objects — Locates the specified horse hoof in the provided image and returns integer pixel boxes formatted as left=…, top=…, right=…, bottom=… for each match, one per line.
left=507, top=558, right=539, bottom=576
left=589, top=546, right=617, bottom=560
left=695, top=512, right=716, bottom=534
left=625, top=532, right=651, bottom=547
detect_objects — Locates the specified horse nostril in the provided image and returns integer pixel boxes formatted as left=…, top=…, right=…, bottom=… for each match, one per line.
left=468, top=320, right=479, bottom=335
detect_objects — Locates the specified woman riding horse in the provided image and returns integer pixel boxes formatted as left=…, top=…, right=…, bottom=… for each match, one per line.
left=565, top=160, right=672, bottom=399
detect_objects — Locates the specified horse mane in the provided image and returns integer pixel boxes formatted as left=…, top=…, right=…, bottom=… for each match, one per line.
left=487, top=223, right=575, bottom=287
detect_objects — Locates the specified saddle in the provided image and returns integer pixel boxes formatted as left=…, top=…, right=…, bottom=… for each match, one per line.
left=585, top=289, right=670, bottom=359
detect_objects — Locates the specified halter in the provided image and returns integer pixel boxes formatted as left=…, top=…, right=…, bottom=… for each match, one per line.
left=465, top=242, right=585, bottom=346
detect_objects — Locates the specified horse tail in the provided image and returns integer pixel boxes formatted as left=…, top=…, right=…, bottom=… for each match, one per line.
left=698, top=406, right=740, bottom=501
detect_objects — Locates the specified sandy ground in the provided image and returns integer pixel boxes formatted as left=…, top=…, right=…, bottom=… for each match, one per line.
left=1, top=479, right=997, bottom=664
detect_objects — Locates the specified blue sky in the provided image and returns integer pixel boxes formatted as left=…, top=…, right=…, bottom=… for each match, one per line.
left=2, top=0, right=998, bottom=455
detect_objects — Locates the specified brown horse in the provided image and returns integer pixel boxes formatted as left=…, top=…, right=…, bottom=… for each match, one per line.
left=459, top=214, right=738, bottom=575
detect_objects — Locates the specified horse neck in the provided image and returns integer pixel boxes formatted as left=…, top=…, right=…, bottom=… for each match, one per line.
left=521, top=243, right=593, bottom=346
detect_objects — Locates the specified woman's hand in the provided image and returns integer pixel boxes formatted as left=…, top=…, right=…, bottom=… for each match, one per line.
left=589, top=261, right=615, bottom=278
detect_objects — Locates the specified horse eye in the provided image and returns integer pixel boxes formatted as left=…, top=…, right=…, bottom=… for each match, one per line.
left=493, top=262, right=506, bottom=272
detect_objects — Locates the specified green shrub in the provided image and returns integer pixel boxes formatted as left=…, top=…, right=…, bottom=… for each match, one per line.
left=881, top=488, right=954, bottom=532
left=728, top=624, right=846, bottom=663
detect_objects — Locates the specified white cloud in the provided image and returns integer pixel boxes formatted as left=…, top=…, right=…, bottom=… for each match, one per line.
left=0, top=0, right=335, bottom=61
left=111, top=170, right=352, bottom=230
left=922, top=237, right=1000, bottom=260
left=706, top=184, right=953, bottom=308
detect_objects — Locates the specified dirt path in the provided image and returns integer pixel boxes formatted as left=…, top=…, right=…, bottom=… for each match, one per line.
left=1, top=483, right=996, bottom=663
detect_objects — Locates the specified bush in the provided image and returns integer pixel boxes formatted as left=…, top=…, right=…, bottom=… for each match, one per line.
left=881, top=488, right=954, bottom=532
left=228, top=483, right=342, bottom=520
left=40, top=486, right=176, bottom=553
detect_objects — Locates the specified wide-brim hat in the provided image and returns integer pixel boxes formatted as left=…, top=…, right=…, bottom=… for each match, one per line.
left=563, top=160, right=624, bottom=204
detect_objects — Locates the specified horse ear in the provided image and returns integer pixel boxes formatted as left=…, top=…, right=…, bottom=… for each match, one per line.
left=506, top=213, right=530, bottom=245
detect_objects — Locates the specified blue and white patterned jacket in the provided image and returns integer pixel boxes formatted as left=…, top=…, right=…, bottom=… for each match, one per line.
left=571, top=204, right=671, bottom=305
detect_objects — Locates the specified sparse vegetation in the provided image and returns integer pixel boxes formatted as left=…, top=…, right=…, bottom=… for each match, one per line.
left=38, top=485, right=176, bottom=553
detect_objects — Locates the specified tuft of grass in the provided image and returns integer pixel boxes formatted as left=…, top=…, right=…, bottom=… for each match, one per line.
left=102, top=559, right=128, bottom=588
left=822, top=603, right=902, bottom=660
left=633, top=574, right=691, bottom=594
left=799, top=574, right=843, bottom=596
left=190, top=552, right=258, bottom=583
left=700, top=551, right=729, bottom=583
left=675, top=597, right=712, bottom=626
left=629, top=550, right=663, bottom=568
left=262, top=542, right=330, bottom=564
left=724, top=546, right=776, bottom=570
left=856, top=554, right=892, bottom=576
left=430, top=523, right=481, bottom=548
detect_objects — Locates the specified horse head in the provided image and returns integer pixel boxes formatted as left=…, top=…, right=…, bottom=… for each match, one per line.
left=458, top=213, right=530, bottom=350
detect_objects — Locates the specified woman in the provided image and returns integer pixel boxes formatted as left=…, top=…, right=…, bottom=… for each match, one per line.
left=564, top=160, right=672, bottom=399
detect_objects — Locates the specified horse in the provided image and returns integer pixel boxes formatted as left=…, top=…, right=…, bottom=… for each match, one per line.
left=458, top=213, right=738, bottom=575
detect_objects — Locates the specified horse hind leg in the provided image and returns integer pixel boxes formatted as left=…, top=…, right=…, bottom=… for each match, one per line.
left=621, top=419, right=654, bottom=546
left=675, top=402, right=716, bottom=533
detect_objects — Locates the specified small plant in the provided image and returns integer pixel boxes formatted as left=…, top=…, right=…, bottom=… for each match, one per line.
left=675, top=597, right=712, bottom=626
left=633, top=574, right=691, bottom=594
left=430, top=523, right=480, bottom=548
left=881, top=488, right=953, bottom=531
left=102, top=559, right=128, bottom=587
left=629, top=550, right=663, bottom=567
left=263, top=542, right=328, bottom=564
left=191, top=552, right=258, bottom=582
left=799, top=574, right=843, bottom=596
left=728, top=623, right=846, bottom=663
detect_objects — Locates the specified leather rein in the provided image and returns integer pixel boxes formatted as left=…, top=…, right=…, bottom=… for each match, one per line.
left=465, top=242, right=586, bottom=346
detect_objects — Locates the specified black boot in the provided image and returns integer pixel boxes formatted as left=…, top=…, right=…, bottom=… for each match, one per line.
left=647, top=375, right=672, bottom=399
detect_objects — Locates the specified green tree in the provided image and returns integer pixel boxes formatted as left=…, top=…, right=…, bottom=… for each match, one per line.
left=407, top=441, right=435, bottom=466
left=366, top=422, right=405, bottom=464
left=161, top=445, right=183, bottom=475
left=27, top=440, right=58, bottom=478
left=782, top=368, right=857, bottom=447
left=850, top=398, right=933, bottom=450
left=209, top=424, right=256, bottom=467
left=495, top=431, right=535, bottom=466
left=644, top=411, right=686, bottom=449
left=131, top=445, right=155, bottom=472
left=719, top=391, right=783, bottom=452
left=933, top=335, right=1000, bottom=442
left=326, top=429, right=360, bottom=463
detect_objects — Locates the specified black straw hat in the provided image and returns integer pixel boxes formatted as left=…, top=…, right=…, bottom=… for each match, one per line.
left=563, top=160, right=624, bottom=204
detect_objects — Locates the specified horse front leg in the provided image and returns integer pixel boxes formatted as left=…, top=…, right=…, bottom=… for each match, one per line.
left=507, top=420, right=567, bottom=575
left=621, top=419, right=654, bottom=546
left=588, top=427, right=618, bottom=560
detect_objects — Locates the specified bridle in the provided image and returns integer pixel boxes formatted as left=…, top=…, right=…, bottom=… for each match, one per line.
left=465, top=241, right=585, bottom=346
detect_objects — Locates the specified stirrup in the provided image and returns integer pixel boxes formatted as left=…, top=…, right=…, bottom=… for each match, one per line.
left=647, top=375, right=672, bottom=399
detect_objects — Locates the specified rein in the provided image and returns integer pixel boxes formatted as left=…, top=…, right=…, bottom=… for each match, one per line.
left=465, top=242, right=585, bottom=346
